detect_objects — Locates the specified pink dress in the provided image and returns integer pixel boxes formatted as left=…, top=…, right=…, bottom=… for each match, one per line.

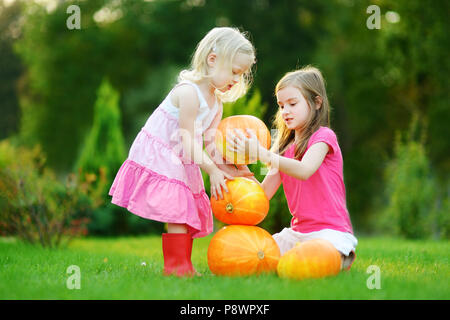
left=108, top=80, right=219, bottom=238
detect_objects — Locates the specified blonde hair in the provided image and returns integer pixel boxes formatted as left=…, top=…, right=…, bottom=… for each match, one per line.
left=271, top=66, right=331, bottom=159
left=178, top=27, right=256, bottom=103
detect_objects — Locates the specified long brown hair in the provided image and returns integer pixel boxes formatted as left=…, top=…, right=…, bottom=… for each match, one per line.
left=271, top=66, right=331, bottom=159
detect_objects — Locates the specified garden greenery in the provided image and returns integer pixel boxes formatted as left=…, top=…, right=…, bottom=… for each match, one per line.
left=0, top=140, right=106, bottom=247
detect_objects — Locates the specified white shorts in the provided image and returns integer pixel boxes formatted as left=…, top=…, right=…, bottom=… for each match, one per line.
left=272, top=228, right=358, bottom=270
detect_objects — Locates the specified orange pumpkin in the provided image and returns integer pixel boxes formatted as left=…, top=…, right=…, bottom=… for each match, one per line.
left=215, top=115, right=271, bottom=165
left=277, top=239, right=342, bottom=280
left=207, top=225, right=281, bottom=276
left=211, top=177, right=269, bottom=225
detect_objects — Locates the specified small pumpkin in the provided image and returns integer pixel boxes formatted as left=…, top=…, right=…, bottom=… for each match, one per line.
left=215, top=115, right=271, bottom=165
left=207, top=225, right=280, bottom=276
left=211, top=177, right=269, bottom=225
left=277, top=239, right=342, bottom=280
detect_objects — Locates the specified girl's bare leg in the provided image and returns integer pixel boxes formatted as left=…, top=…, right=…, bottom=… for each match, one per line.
left=167, top=223, right=188, bottom=234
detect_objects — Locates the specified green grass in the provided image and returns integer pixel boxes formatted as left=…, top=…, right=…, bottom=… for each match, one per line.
left=0, top=235, right=448, bottom=299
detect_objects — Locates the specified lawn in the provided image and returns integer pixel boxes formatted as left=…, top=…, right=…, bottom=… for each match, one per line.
left=0, top=235, right=448, bottom=300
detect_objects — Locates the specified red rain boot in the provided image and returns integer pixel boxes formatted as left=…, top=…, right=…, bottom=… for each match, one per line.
left=162, top=233, right=199, bottom=277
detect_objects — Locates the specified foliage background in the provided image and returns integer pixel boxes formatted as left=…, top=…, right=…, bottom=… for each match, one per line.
left=0, top=0, right=448, bottom=240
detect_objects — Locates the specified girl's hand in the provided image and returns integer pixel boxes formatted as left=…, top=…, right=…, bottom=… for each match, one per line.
left=226, top=129, right=265, bottom=163
left=234, top=164, right=254, bottom=177
left=217, top=163, right=254, bottom=178
left=209, top=168, right=234, bottom=200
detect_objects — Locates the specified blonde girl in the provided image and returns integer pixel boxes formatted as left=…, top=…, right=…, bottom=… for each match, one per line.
left=109, top=27, right=256, bottom=276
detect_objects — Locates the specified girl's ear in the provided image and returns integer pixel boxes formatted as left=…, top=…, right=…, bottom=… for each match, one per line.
left=207, top=53, right=217, bottom=68
left=315, top=96, right=323, bottom=110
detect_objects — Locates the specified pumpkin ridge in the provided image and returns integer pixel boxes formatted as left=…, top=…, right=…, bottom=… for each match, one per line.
left=240, top=228, right=261, bottom=252
left=233, top=191, right=265, bottom=207
left=215, top=239, right=255, bottom=254
left=208, top=225, right=280, bottom=276
left=220, top=255, right=255, bottom=264
left=230, top=208, right=267, bottom=221
left=231, top=179, right=247, bottom=198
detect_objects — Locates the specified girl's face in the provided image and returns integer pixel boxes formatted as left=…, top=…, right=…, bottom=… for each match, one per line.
left=276, top=86, right=312, bottom=130
left=209, top=52, right=253, bottom=92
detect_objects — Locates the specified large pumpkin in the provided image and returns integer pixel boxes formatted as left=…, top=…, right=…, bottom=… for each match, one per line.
left=207, top=225, right=280, bottom=276
left=277, top=239, right=342, bottom=280
left=211, top=177, right=269, bottom=225
left=215, top=115, right=271, bottom=165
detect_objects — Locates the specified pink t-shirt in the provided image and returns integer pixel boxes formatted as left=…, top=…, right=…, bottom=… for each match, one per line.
left=279, top=126, right=354, bottom=234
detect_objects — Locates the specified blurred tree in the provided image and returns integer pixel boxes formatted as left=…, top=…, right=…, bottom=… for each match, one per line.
left=6, top=0, right=449, bottom=235
left=74, top=78, right=125, bottom=182
left=215, top=0, right=329, bottom=123
left=121, top=62, right=181, bottom=143
left=312, top=0, right=392, bottom=231
left=0, top=0, right=23, bottom=139
left=378, top=0, right=450, bottom=179
left=314, top=0, right=449, bottom=231
left=74, top=78, right=126, bottom=234
left=74, top=78, right=162, bottom=235
left=14, top=0, right=215, bottom=172
left=223, top=88, right=267, bottom=119
left=376, top=114, right=439, bottom=239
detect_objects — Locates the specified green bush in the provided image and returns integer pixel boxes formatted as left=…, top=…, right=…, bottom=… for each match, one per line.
left=0, top=140, right=104, bottom=247
left=74, top=78, right=163, bottom=236
left=377, top=117, right=439, bottom=239
left=74, top=78, right=126, bottom=185
left=433, top=193, right=450, bottom=239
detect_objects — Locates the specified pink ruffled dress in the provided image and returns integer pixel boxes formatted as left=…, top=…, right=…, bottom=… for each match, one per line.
left=108, top=80, right=219, bottom=238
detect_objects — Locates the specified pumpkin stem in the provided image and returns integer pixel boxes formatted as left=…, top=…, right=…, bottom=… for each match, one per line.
left=225, top=203, right=234, bottom=213
left=257, top=250, right=265, bottom=260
